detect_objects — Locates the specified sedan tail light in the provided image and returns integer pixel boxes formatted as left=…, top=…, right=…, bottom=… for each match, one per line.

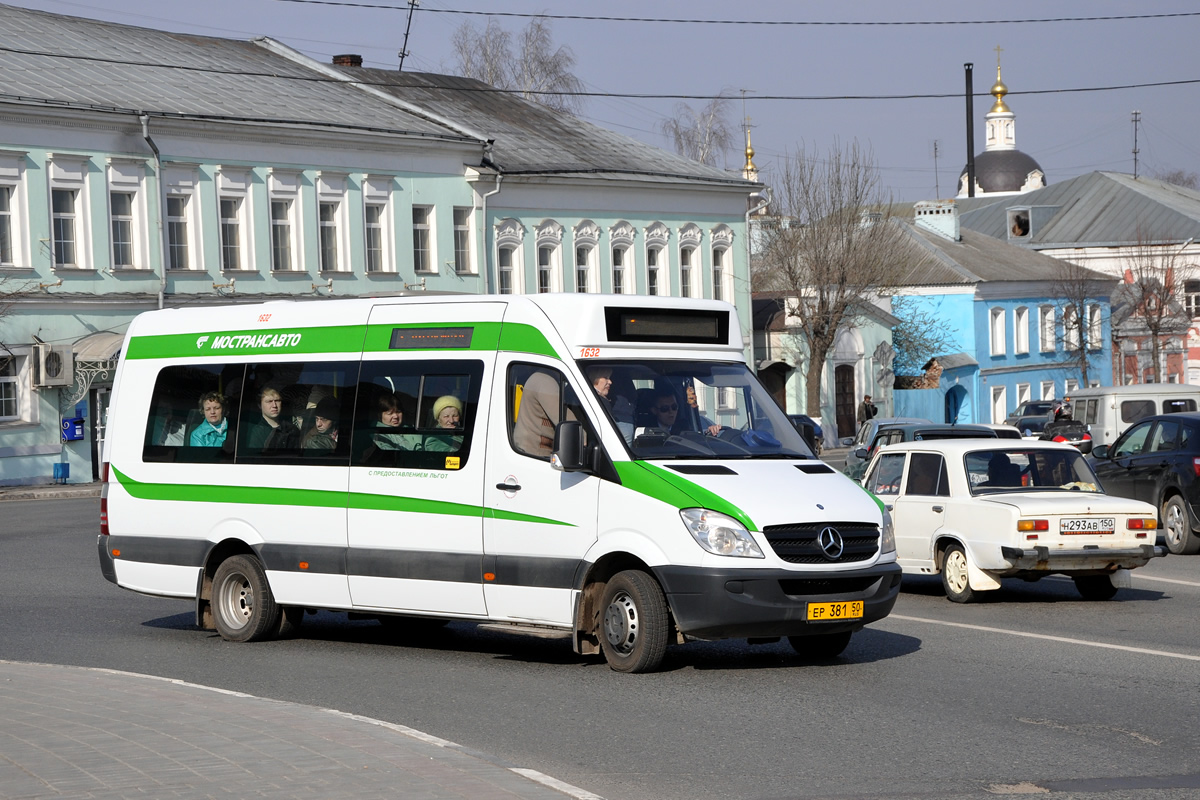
left=1193, top=457, right=1200, bottom=477
left=1017, top=519, right=1049, bottom=532
left=1126, top=518, right=1157, bottom=530
left=1052, top=435, right=1068, bottom=443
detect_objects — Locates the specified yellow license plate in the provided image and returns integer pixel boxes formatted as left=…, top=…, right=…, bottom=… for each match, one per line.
left=807, top=601, right=864, bottom=622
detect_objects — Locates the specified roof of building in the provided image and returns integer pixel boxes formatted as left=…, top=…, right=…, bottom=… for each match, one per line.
left=959, top=149, right=1044, bottom=195
left=901, top=220, right=1113, bottom=287
left=336, top=68, right=754, bottom=187
left=0, top=3, right=470, bottom=140
left=958, top=171, right=1200, bottom=247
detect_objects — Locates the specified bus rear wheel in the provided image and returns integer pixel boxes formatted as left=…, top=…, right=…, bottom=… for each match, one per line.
left=599, top=570, right=668, bottom=673
left=212, top=555, right=281, bottom=642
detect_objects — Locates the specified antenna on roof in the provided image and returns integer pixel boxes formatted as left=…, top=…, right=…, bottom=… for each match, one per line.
left=398, top=0, right=419, bottom=72
left=1131, top=110, right=1141, bottom=179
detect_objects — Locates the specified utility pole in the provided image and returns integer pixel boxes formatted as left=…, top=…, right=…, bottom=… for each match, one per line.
left=398, top=0, right=418, bottom=72
left=964, top=63, right=975, bottom=198
left=932, top=139, right=940, bottom=197
left=1131, top=110, right=1141, bottom=179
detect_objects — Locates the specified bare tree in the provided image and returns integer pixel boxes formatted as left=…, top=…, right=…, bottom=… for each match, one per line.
left=890, top=296, right=956, bottom=377
left=1153, top=168, right=1200, bottom=192
left=1114, top=230, right=1195, bottom=383
left=658, top=95, right=735, bottom=167
left=0, top=275, right=34, bottom=373
left=1050, top=259, right=1109, bottom=386
left=754, top=141, right=924, bottom=413
left=451, top=16, right=584, bottom=114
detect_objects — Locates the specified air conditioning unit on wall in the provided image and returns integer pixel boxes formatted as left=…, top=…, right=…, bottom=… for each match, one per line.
left=33, top=343, right=73, bottom=388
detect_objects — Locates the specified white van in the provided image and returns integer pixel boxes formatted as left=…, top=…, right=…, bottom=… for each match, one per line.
left=1071, top=384, right=1200, bottom=446
left=98, top=294, right=901, bottom=672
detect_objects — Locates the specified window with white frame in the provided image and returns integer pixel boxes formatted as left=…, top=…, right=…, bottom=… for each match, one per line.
left=644, top=222, right=669, bottom=297
left=1017, top=382, right=1031, bottom=405
left=1065, top=379, right=1078, bottom=394
left=573, top=220, right=599, bottom=293
left=1013, top=306, right=1029, bottom=354
left=106, top=158, right=147, bottom=270
left=363, top=176, right=393, bottom=274
left=453, top=206, right=472, bottom=274
left=412, top=205, right=433, bottom=273
left=1187, top=280, right=1200, bottom=318
left=268, top=169, right=301, bottom=271
left=989, top=307, right=1006, bottom=355
left=1038, top=305, right=1055, bottom=352
left=991, top=385, right=1007, bottom=424
left=610, top=221, right=634, bottom=295
left=162, top=164, right=200, bottom=271
left=1063, top=305, right=1080, bottom=350
left=498, top=246, right=516, bottom=294
left=1041, top=380, right=1055, bottom=401
left=680, top=246, right=695, bottom=298
left=166, top=194, right=190, bottom=270
left=534, top=220, right=562, bottom=293
left=47, top=154, right=90, bottom=269
left=0, top=149, right=29, bottom=268
left=1087, top=304, right=1102, bottom=350
left=647, top=246, right=662, bottom=296
left=711, top=225, right=734, bottom=301
left=316, top=173, right=347, bottom=273
left=220, top=197, right=243, bottom=271
left=0, top=357, right=17, bottom=421
left=216, top=167, right=252, bottom=272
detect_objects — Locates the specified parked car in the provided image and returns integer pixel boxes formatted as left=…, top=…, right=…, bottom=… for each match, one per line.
left=841, top=417, right=931, bottom=479
left=984, top=424, right=1024, bottom=440
left=1089, top=412, right=1200, bottom=554
left=1004, top=400, right=1056, bottom=427
left=787, top=414, right=823, bottom=456
left=1040, top=419, right=1093, bottom=454
left=862, top=439, right=1165, bottom=602
left=843, top=422, right=997, bottom=481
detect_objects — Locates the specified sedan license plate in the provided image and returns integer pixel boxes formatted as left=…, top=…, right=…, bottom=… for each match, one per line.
left=1060, top=517, right=1115, bottom=534
left=807, top=601, right=863, bottom=621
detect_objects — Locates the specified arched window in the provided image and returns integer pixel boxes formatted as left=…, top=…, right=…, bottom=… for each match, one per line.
left=573, top=220, right=599, bottom=293
left=644, top=222, right=669, bottom=297
left=678, top=223, right=702, bottom=298
left=609, top=221, right=635, bottom=295
left=710, top=224, right=734, bottom=301
left=494, top=217, right=525, bottom=295
left=989, top=307, right=1006, bottom=356
left=534, top=220, right=563, bottom=293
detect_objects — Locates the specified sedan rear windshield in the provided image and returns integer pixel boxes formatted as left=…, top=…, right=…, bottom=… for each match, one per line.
left=966, top=448, right=1101, bottom=494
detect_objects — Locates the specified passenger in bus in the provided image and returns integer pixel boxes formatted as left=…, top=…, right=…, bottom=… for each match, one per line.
left=372, top=391, right=420, bottom=451
left=189, top=391, right=228, bottom=447
left=301, top=396, right=339, bottom=451
left=424, top=395, right=464, bottom=452
left=514, top=370, right=561, bottom=457
left=245, top=384, right=300, bottom=451
left=588, top=366, right=634, bottom=443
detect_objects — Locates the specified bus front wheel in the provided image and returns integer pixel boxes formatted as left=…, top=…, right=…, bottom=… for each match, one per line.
left=212, top=555, right=282, bottom=642
left=599, top=570, right=668, bottom=673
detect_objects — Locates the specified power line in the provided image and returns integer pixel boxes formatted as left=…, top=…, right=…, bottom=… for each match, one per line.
left=269, top=1, right=1200, bottom=27
left=2, top=44, right=1197, bottom=102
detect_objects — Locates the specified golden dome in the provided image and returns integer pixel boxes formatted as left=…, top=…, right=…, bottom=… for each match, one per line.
left=990, top=65, right=1010, bottom=114
left=743, top=129, right=757, bottom=172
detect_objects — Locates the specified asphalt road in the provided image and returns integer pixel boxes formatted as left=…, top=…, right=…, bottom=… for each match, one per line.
left=5, top=497, right=1200, bottom=800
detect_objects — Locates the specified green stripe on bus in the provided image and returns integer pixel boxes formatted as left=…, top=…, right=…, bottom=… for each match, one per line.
left=111, top=466, right=573, bottom=527
left=612, top=462, right=756, bottom=531
left=125, top=322, right=556, bottom=359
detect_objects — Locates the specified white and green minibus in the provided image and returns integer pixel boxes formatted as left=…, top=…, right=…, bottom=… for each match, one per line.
left=99, top=293, right=900, bottom=672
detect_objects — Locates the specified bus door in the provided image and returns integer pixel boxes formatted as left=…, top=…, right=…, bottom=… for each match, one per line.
left=482, top=356, right=601, bottom=625
left=345, top=303, right=502, bottom=617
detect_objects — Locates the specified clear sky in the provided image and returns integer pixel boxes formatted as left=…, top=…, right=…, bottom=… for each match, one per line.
left=16, top=0, right=1200, bottom=201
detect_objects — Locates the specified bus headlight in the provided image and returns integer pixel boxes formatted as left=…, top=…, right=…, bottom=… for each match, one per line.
left=680, top=509, right=765, bottom=558
left=880, top=506, right=897, bottom=554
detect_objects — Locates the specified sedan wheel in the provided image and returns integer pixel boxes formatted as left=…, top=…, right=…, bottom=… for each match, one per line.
left=1162, top=496, right=1200, bottom=555
left=941, top=544, right=977, bottom=603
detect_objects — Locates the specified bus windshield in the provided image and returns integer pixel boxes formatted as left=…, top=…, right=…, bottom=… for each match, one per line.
left=577, top=358, right=815, bottom=460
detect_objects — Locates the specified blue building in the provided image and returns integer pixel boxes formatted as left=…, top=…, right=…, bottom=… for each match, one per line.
left=892, top=201, right=1116, bottom=424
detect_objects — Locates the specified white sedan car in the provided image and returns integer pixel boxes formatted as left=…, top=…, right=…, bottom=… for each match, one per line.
left=861, top=439, right=1166, bottom=602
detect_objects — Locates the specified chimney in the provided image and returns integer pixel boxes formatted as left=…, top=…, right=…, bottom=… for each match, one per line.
left=332, top=54, right=363, bottom=67
left=913, top=201, right=960, bottom=242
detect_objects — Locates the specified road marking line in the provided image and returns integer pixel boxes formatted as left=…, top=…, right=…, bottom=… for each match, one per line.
left=889, top=614, right=1200, bottom=661
left=512, top=768, right=608, bottom=800
left=1134, top=574, right=1200, bottom=587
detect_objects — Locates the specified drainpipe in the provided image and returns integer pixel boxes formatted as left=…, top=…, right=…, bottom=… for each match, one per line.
left=141, top=115, right=166, bottom=309
left=480, top=171, right=502, bottom=295
left=745, top=186, right=772, bottom=365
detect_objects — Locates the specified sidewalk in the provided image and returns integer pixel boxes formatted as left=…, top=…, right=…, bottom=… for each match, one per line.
left=0, top=481, right=100, bottom=502
left=0, top=660, right=601, bottom=800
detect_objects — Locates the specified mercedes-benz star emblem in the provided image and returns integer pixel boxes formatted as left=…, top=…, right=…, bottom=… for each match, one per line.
left=817, top=526, right=844, bottom=560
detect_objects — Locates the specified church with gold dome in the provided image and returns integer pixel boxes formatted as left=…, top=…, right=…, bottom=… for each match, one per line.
left=958, top=57, right=1047, bottom=197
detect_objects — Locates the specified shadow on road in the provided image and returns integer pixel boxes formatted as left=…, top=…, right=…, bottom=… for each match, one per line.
left=899, top=573, right=1167, bottom=604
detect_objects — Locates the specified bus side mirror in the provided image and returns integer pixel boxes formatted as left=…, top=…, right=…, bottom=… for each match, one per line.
left=551, top=420, right=587, bottom=472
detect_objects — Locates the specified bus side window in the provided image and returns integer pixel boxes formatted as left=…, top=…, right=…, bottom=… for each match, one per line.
left=237, top=361, right=356, bottom=466
left=508, top=363, right=595, bottom=460
left=142, top=364, right=243, bottom=464
left=352, top=359, right=484, bottom=470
